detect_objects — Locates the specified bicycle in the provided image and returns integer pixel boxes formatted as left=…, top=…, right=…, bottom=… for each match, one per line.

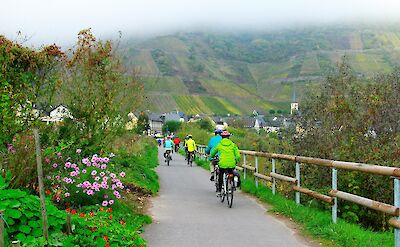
left=219, top=169, right=235, bottom=208
left=164, top=150, right=172, bottom=166
left=187, top=151, right=194, bottom=166
left=211, top=158, right=220, bottom=192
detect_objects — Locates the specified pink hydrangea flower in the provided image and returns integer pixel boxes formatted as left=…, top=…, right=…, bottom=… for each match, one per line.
left=56, top=197, right=60, bottom=202
left=44, top=157, right=50, bottom=164
left=110, top=173, right=116, bottom=179
left=119, top=172, right=125, bottom=177
left=109, top=200, right=114, bottom=205
left=65, top=162, right=71, bottom=168
left=113, top=190, right=119, bottom=196
left=65, top=192, right=70, bottom=197
left=102, top=201, right=108, bottom=206
left=87, top=190, right=94, bottom=196
left=52, top=163, right=58, bottom=168
left=91, top=170, right=97, bottom=176
left=103, top=176, right=108, bottom=182
left=104, top=195, right=108, bottom=199
left=76, top=149, right=81, bottom=154
left=100, top=172, right=105, bottom=177
left=116, top=194, right=121, bottom=199
left=101, top=164, right=107, bottom=170
left=95, top=176, right=100, bottom=181
left=82, top=169, right=87, bottom=174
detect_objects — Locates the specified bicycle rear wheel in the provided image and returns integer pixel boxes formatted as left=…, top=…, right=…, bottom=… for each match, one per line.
left=227, top=178, right=234, bottom=208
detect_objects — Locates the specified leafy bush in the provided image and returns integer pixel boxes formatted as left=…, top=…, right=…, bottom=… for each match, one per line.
left=0, top=178, right=66, bottom=245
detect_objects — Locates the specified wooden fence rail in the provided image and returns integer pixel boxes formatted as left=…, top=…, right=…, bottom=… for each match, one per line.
left=196, top=144, right=400, bottom=247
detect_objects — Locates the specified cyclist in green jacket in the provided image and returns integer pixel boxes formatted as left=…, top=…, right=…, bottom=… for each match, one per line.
left=209, top=131, right=240, bottom=196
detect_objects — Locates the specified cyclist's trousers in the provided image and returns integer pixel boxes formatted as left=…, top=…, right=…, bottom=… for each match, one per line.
left=187, top=151, right=195, bottom=163
left=218, top=168, right=234, bottom=192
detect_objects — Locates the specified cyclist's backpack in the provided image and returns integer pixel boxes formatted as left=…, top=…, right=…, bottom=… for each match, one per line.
left=233, top=170, right=241, bottom=187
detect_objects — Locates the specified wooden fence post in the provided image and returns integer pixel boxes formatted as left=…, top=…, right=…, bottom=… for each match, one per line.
left=295, top=161, right=300, bottom=204
left=33, top=128, right=49, bottom=240
left=0, top=210, right=4, bottom=247
left=272, top=159, right=276, bottom=195
left=243, top=154, right=247, bottom=180
left=66, top=213, right=72, bottom=235
left=255, top=157, right=259, bottom=188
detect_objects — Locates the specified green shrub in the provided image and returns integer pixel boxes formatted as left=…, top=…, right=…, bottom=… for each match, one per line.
left=0, top=186, right=66, bottom=245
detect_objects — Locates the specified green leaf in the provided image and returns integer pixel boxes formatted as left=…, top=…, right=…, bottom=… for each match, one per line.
left=32, top=227, right=42, bottom=237
left=96, top=237, right=107, bottom=247
left=28, top=220, right=40, bottom=228
left=8, top=200, right=21, bottom=208
left=16, top=232, right=26, bottom=242
left=19, top=225, right=31, bottom=234
left=8, top=209, right=22, bottom=219
left=24, top=210, right=34, bottom=219
left=7, top=218, right=15, bottom=226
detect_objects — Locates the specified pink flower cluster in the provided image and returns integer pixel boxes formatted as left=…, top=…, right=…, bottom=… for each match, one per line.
left=50, top=153, right=125, bottom=207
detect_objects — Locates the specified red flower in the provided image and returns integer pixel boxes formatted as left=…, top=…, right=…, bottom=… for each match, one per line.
left=104, top=244, right=110, bottom=247
left=45, top=190, right=51, bottom=195
left=79, top=213, right=85, bottom=218
left=109, top=215, right=112, bottom=220
left=66, top=208, right=71, bottom=213
left=91, top=227, right=96, bottom=231
left=106, top=208, right=112, bottom=213
left=90, top=212, right=94, bottom=218
left=100, top=207, right=104, bottom=212
left=103, top=235, right=109, bottom=242
left=71, top=209, right=76, bottom=215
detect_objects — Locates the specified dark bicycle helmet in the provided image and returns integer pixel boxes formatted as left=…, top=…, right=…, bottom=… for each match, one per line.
left=215, top=129, right=223, bottom=134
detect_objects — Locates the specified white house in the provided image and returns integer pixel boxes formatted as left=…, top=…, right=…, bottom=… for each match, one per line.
left=41, top=105, right=73, bottom=124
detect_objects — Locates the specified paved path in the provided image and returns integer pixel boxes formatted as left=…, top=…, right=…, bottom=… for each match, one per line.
left=143, top=148, right=311, bottom=247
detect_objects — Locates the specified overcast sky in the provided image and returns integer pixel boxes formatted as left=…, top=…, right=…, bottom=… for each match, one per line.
left=1, top=0, right=400, bottom=47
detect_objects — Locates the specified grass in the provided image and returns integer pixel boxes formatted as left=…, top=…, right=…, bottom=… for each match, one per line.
left=114, top=143, right=160, bottom=194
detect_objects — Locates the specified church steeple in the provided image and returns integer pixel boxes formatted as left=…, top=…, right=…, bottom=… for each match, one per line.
left=290, top=83, right=299, bottom=115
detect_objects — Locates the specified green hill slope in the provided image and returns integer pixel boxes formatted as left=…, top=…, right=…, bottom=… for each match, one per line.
left=122, top=24, right=400, bottom=115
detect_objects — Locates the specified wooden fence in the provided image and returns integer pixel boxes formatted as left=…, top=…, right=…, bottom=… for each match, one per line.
left=196, top=145, right=400, bottom=247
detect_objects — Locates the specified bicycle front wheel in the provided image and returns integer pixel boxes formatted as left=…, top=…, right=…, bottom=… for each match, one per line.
left=227, top=179, right=234, bottom=208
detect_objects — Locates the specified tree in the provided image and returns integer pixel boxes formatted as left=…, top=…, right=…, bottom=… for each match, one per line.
left=60, top=29, right=144, bottom=147
left=0, top=35, right=63, bottom=147
left=162, top=121, right=181, bottom=134
left=198, top=118, right=213, bottom=132
left=135, top=111, right=150, bottom=134
left=269, top=109, right=276, bottom=115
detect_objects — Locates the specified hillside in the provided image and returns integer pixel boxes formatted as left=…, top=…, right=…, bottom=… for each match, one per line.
left=121, top=24, right=400, bottom=115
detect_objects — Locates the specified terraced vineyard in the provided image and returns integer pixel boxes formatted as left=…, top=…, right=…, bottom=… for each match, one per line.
left=122, top=25, right=400, bottom=115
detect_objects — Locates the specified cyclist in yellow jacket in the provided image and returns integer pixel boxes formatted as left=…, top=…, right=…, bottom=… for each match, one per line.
left=186, top=135, right=196, bottom=165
